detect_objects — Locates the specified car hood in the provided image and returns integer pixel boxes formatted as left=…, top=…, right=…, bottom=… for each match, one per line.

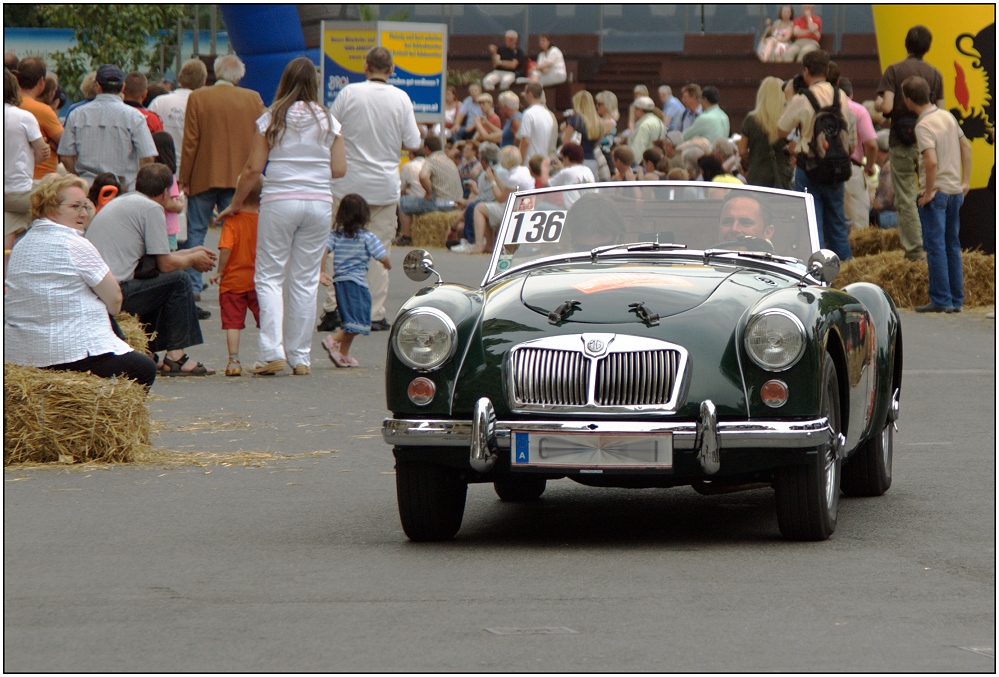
left=518, top=263, right=790, bottom=323
left=452, top=261, right=799, bottom=418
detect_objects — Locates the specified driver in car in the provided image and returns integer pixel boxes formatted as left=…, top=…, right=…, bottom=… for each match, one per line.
left=718, top=193, right=775, bottom=244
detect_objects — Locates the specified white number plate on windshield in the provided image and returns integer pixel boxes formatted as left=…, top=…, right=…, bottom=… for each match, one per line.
left=511, top=432, right=673, bottom=469
left=504, top=210, right=566, bottom=244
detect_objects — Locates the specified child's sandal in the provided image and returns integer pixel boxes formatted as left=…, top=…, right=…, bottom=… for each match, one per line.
left=225, top=359, right=242, bottom=377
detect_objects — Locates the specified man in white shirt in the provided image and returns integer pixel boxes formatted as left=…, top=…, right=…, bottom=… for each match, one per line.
left=517, top=83, right=556, bottom=167
left=5, top=89, right=49, bottom=252
left=320, top=47, right=422, bottom=332
left=904, top=75, right=972, bottom=313
left=147, top=59, right=207, bottom=176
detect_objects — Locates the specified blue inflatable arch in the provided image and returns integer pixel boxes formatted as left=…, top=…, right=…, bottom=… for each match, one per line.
left=218, top=4, right=320, bottom=105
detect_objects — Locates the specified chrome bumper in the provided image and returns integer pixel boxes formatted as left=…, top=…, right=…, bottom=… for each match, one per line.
left=383, top=397, right=835, bottom=473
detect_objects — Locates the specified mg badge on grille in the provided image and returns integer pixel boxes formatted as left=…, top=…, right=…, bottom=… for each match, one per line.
left=586, top=339, right=604, bottom=354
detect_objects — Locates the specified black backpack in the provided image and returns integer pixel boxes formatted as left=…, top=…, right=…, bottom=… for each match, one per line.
left=799, top=86, right=852, bottom=185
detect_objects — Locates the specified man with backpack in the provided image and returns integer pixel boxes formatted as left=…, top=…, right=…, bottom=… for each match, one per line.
left=778, top=50, right=857, bottom=261
left=875, top=26, right=945, bottom=263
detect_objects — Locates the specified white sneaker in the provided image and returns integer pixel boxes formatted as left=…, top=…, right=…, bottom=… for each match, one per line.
left=450, top=242, right=476, bottom=253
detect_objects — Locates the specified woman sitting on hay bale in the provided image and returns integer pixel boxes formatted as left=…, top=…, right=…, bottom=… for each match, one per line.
left=4, top=174, right=158, bottom=388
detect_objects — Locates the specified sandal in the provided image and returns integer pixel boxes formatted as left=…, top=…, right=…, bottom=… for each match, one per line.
left=225, top=359, right=242, bottom=377
left=326, top=348, right=352, bottom=368
left=160, top=353, right=215, bottom=376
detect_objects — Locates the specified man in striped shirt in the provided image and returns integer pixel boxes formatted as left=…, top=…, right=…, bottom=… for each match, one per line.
left=58, top=64, right=157, bottom=191
left=393, top=134, right=463, bottom=246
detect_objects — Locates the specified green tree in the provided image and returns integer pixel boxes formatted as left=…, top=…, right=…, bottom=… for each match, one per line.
left=38, top=4, right=187, bottom=100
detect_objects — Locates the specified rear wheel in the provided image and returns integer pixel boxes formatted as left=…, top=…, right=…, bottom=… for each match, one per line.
left=494, top=477, right=547, bottom=502
left=396, top=459, right=467, bottom=542
left=841, top=419, right=893, bottom=496
left=774, top=354, right=842, bottom=541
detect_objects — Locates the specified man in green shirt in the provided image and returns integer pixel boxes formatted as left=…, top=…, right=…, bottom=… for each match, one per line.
left=628, top=96, right=665, bottom=158
left=682, top=86, right=730, bottom=143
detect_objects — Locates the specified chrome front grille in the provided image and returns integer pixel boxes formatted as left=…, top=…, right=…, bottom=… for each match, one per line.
left=507, top=334, right=687, bottom=413
left=510, top=348, right=589, bottom=406
left=594, top=349, right=679, bottom=406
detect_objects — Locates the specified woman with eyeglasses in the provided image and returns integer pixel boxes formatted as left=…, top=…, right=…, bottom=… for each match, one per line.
left=4, top=174, right=158, bottom=388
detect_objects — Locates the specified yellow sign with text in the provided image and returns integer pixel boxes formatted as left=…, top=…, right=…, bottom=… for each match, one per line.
left=873, top=5, right=995, bottom=189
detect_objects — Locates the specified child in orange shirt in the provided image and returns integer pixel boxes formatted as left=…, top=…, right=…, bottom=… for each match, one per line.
left=209, top=180, right=261, bottom=376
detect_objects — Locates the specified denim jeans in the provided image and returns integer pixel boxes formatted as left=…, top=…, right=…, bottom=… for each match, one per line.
left=917, top=191, right=965, bottom=309
left=462, top=200, right=480, bottom=243
left=182, top=188, right=234, bottom=294
left=794, top=166, right=852, bottom=261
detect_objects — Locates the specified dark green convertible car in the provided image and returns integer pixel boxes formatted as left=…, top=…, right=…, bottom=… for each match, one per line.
left=383, top=183, right=901, bottom=542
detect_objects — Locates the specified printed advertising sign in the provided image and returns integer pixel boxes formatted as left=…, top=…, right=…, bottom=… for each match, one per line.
left=321, top=21, right=447, bottom=126
left=321, top=23, right=377, bottom=106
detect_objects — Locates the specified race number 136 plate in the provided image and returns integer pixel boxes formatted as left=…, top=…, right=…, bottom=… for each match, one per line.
left=504, top=210, right=566, bottom=245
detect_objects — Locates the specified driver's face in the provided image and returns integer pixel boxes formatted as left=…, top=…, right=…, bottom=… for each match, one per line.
left=719, top=197, right=774, bottom=240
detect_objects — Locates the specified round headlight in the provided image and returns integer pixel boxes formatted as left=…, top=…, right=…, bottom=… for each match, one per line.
left=744, top=310, right=806, bottom=371
left=393, top=308, right=457, bottom=371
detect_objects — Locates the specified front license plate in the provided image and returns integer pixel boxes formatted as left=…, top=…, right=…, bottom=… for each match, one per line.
left=511, top=432, right=673, bottom=469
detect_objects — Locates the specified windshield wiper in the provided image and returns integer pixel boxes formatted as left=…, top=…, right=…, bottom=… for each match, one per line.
left=703, top=249, right=800, bottom=266
left=590, top=241, right=687, bottom=262
left=548, top=299, right=581, bottom=324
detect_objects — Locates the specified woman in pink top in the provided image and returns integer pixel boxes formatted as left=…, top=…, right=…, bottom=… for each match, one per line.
left=153, top=132, right=185, bottom=250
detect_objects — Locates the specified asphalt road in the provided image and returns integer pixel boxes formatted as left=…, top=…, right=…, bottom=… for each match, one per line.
left=4, top=234, right=996, bottom=673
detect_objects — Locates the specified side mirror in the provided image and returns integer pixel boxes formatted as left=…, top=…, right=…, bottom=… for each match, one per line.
left=805, top=249, right=841, bottom=284
left=403, top=249, right=441, bottom=284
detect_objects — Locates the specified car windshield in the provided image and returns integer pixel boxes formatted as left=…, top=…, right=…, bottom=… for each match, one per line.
left=488, top=183, right=816, bottom=278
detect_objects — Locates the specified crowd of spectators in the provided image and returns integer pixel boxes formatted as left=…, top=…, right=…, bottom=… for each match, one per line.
left=2, top=18, right=980, bottom=387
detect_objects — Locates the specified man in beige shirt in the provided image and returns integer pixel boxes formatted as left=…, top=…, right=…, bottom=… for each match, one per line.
left=179, top=54, right=264, bottom=299
left=903, top=75, right=972, bottom=313
left=778, top=49, right=857, bottom=261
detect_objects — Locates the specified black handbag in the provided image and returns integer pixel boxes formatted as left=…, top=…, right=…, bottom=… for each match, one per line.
left=891, top=112, right=919, bottom=146
left=133, top=254, right=159, bottom=280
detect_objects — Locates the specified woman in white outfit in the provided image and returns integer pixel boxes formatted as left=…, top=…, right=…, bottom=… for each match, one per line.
left=530, top=34, right=566, bottom=88
left=218, top=57, right=346, bottom=375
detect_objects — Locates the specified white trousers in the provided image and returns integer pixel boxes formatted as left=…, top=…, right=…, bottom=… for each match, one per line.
left=844, top=164, right=871, bottom=231
left=322, top=201, right=396, bottom=322
left=255, top=199, right=332, bottom=366
left=483, top=70, right=517, bottom=91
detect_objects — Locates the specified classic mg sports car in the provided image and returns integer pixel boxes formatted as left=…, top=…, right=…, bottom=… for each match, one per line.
left=382, top=183, right=901, bottom=542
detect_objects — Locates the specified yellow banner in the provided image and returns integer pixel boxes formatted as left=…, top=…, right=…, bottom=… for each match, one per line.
left=873, top=5, right=995, bottom=189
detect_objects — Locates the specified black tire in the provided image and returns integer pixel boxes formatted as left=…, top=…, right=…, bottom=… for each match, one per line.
left=774, top=354, right=842, bottom=541
left=494, top=477, right=547, bottom=502
left=841, top=419, right=893, bottom=497
left=396, top=459, right=467, bottom=542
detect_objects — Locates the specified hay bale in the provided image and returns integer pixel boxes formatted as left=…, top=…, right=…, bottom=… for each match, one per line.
left=115, top=312, right=155, bottom=354
left=412, top=210, right=462, bottom=249
left=834, top=249, right=995, bottom=309
left=849, top=227, right=902, bottom=258
left=4, top=364, right=151, bottom=465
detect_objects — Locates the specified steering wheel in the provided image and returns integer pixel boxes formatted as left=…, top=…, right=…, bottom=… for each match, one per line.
left=711, top=236, right=775, bottom=254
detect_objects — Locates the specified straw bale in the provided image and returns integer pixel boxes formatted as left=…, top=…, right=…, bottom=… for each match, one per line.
left=4, top=364, right=150, bottom=465
left=412, top=210, right=462, bottom=248
left=115, top=312, right=155, bottom=354
left=848, top=227, right=902, bottom=258
left=834, top=249, right=995, bottom=309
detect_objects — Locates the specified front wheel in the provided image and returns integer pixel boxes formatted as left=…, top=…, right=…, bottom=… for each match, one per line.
left=396, top=459, right=467, bottom=542
left=494, top=477, right=547, bottom=502
left=774, top=353, right=842, bottom=541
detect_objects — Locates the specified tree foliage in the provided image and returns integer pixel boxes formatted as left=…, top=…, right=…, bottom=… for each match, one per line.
left=37, top=4, right=187, bottom=100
